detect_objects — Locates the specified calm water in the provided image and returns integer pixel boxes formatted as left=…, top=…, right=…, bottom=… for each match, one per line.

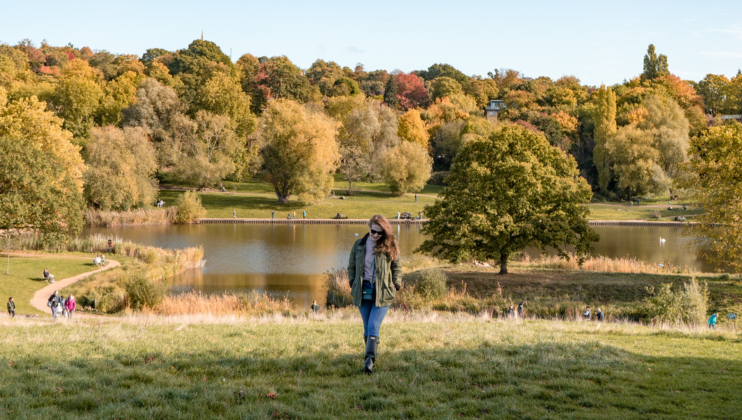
left=82, top=224, right=719, bottom=306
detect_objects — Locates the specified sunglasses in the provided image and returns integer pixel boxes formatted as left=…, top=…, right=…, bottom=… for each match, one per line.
left=370, top=228, right=383, bottom=236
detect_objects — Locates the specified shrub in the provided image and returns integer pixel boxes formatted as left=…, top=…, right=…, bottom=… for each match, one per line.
left=415, top=268, right=448, bottom=299
left=644, top=277, right=708, bottom=326
left=324, top=268, right=352, bottom=308
left=123, top=274, right=165, bottom=310
left=175, top=191, right=207, bottom=223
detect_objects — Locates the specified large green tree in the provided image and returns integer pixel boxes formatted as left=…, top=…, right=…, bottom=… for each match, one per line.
left=680, top=123, right=742, bottom=272
left=417, top=124, right=598, bottom=274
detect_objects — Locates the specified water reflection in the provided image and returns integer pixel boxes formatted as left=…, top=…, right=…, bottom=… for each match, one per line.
left=82, top=223, right=722, bottom=307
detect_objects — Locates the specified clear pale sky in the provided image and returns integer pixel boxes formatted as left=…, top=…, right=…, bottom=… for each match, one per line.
left=2, top=0, right=741, bottom=86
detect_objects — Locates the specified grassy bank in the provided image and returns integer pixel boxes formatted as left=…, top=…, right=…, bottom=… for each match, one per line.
left=0, top=316, right=739, bottom=419
left=1, top=235, right=203, bottom=314
left=0, top=255, right=99, bottom=315
left=154, top=174, right=702, bottom=222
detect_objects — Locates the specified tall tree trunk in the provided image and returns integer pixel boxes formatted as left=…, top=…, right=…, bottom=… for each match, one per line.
left=499, top=253, right=509, bottom=275
left=275, top=188, right=290, bottom=204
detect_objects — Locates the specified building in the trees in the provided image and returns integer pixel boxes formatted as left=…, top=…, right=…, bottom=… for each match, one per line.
left=484, top=99, right=506, bottom=121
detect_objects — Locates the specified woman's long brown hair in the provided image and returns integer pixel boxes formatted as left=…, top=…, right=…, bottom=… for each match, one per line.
left=368, top=215, right=399, bottom=261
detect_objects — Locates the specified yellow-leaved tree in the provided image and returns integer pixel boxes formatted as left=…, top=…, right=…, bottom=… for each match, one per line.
left=397, top=109, right=428, bottom=149
left=260, top=99, right=339, bottom=203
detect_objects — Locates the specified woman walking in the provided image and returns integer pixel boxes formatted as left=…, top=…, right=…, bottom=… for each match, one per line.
left=65, top=294, right=76, bottom=321
left=347, top=215, right=402, bottom=374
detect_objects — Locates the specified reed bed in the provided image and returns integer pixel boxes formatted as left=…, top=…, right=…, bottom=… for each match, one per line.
left=147, top=291, right=295, bottom=316
left=517, top=252, right=690, bottom=274
left=83, top=207, right=176, bottom=227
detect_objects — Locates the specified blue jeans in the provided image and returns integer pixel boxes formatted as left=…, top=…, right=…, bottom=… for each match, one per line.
left=358, top=299, right=389, bottom=339
left=51, top=306, right=58, bottom=321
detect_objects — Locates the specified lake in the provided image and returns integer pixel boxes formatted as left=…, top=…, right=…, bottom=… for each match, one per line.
left=82, top=223, right=718, bottom=306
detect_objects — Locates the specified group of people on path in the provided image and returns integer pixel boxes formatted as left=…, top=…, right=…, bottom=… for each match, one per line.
left=93, top=254, right=106, bottom=267
left=47, top=290, right=76, bottom=321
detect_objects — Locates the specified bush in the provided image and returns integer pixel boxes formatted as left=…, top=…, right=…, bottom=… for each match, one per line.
left=175, top=191, right=207, bottom=224
left=644, top=278, right=708, bottom=326
left=416, top=268, right=448, bottom=299
left=123, top=274, right=165, bottom=310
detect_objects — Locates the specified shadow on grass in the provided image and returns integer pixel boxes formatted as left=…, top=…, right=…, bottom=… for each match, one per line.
left=1, top=340, right=740, bottom=419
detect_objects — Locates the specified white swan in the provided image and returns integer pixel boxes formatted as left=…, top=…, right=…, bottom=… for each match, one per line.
left=660, top=237, right=666, bottom=244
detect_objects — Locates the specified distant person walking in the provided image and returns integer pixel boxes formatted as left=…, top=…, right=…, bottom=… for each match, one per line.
left=65, top=294, right=76, bottom=320
left=507, top=305, right=515, bottom=318
left=272, top=210, right=275, bottom=219
left=596, top=308, right=604, bottom=322
left=708, top=313, right=718, bottom=330
left=414, top=194, right=417, bottom=203
left=48, top=291, right=62, bottom=322
left=233, top=209, right=236, bottom=219
left=348, top=215, right=402, bottom=374
left=101, top=254, right=105, bottom=266
left=311, top=300, right=319, bottom=313
left=518, top=301, right=524, bottom=318
left=303, top=210, right=306, bottom=219
left=7, top=297, right=15, bottom=318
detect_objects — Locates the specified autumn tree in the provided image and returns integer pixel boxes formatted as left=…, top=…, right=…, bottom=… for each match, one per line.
left=380, top=141, right=432, bottom=195
left=169, top=111, right=240, bottom=189
left=680, top=123, right=742, bottom=272
left=0, top=88, right=85, bottom=241
left=639, top=95, right=690, bottom=182
left=395, top=72, right=429, bottom=109
left=696, top=74, right=732, bottom=115
left=430, top=76, right=463, bottom=101
left=97, top=70, right=143, bottom=126
left=592, top=86, right=617, bottom=194
left=195, top=72, right=258, bottom=178
left=641, top=44, right=669, bottom=82
left=398, top=109, right=428, bottom=148
left=0, top=137, right=84, bottom=242
left=50, top=58, right=103, bottom=138
left=260, top=99, right=340, bottom=203
left=417, top=124, right=597, bottom=274
left=83, top=126, right=158, bottom=210
left=605, top=124, right=659, bottom=200
left=463, top=78, right=499, bottom=107
left=255, top=56, right=320, bottom=104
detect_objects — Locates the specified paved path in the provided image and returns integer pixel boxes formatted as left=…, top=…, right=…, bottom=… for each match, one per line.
left=30, top=258, right=120, bottom=314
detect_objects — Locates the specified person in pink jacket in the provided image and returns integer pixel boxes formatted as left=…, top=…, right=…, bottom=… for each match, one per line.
left=65, top=294, right=76, bottom=320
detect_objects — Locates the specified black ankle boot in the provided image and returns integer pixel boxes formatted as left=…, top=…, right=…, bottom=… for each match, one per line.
left=363, top=336, right=378, bottom=374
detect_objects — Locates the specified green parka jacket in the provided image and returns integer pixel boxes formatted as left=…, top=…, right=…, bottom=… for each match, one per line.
left=348, top=234, right=402, bottom=307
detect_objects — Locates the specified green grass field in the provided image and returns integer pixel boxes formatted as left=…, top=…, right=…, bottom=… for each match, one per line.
left=0, top=317, right=739, bottom=419
left=158, top=189, right=434, bottom=220
left=0, top=255, right=99, bottom=315
left=159, top=174, right=703, bottom=221
left=585, top=204, right=704, bottom=221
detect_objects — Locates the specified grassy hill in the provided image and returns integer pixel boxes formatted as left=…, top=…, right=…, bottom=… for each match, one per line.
left=0, top=316, right=739, bottom=419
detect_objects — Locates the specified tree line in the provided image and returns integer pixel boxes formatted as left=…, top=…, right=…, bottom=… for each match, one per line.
left=1, top=39, right=741, bottom=248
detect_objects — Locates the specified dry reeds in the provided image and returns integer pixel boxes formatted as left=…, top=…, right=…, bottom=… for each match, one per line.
left=84, top=207, right=177, bottom=227
left=323, top=268, right=352, bottom=308
left=518, top=253, right=689, bottom=274
left=147, top=291, right=294, bottom=316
